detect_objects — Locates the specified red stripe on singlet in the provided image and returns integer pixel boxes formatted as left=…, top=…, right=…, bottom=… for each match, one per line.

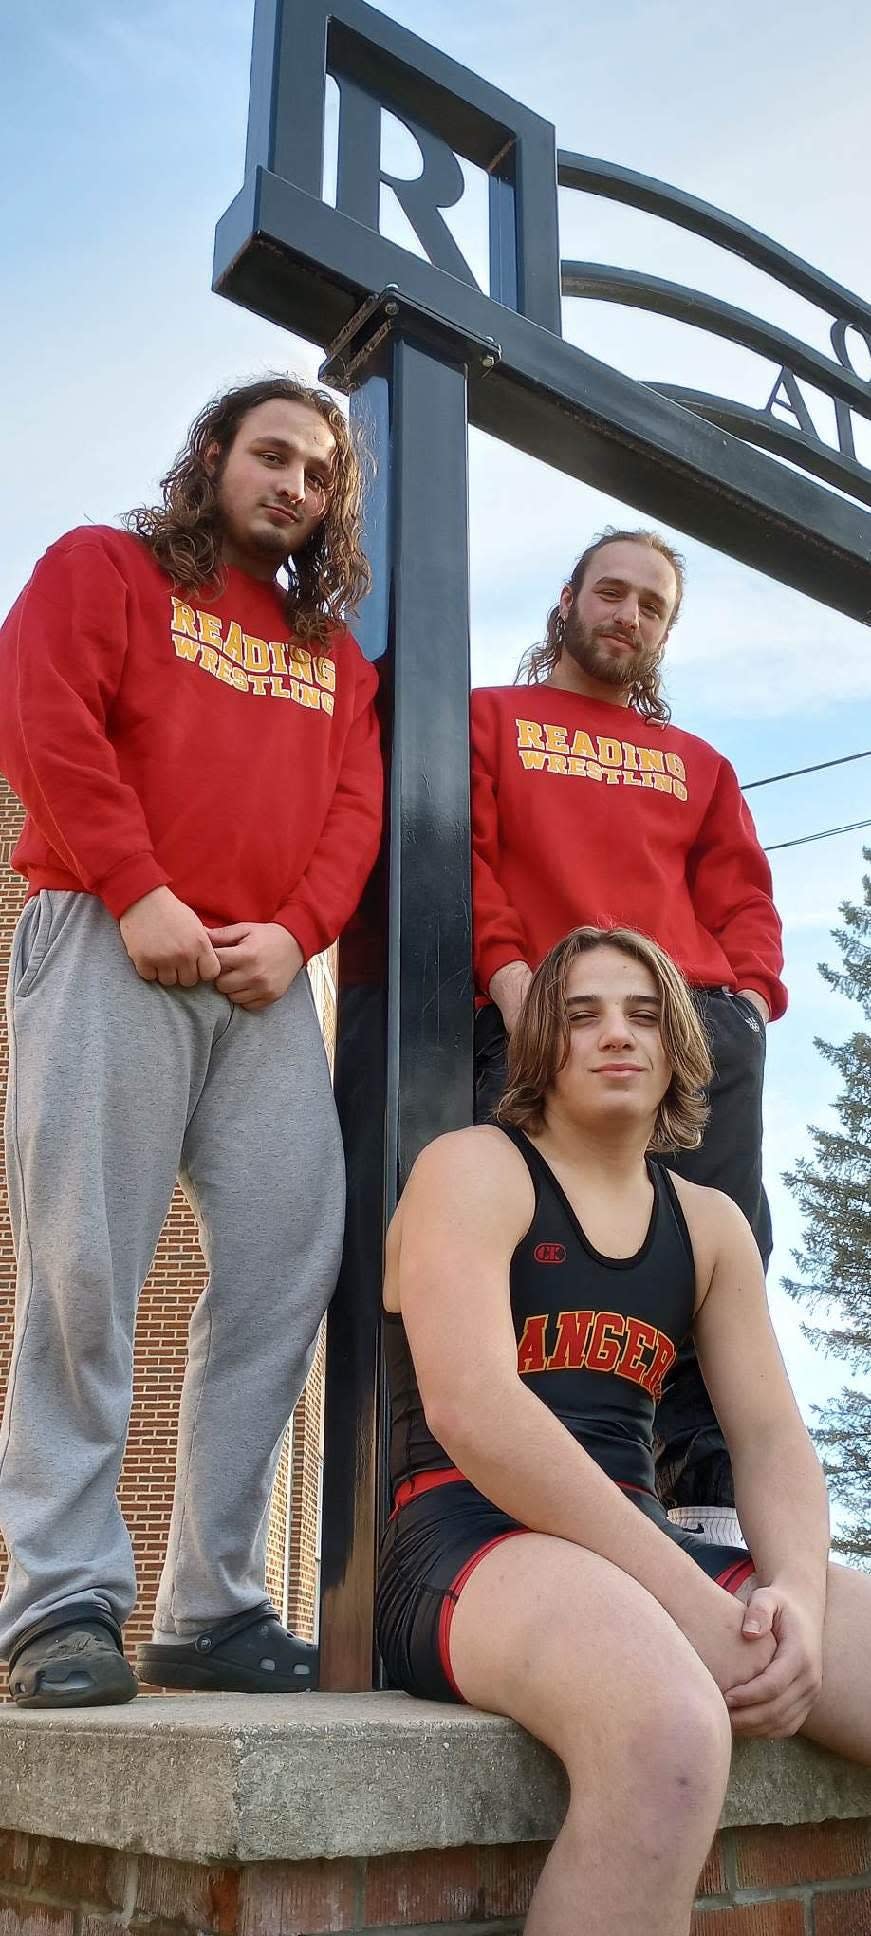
left=716, top=1556, right=756, bottom=1595
left=390, top=1467, right=465, bottom=1515
left=391, top=1467, right=656, bottom=1515
left=436, top=1531, right=530, bottom=1700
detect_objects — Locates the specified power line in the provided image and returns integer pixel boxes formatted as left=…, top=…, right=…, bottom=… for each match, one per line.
left=765, top=816, right=871, bottom=854
left=743, top=747, right=871, bottom=791
left=746, top=746, right=871, bottom=856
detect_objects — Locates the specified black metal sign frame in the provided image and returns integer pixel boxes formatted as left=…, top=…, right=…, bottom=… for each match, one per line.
left=214, top=0, right=871, bottom=1688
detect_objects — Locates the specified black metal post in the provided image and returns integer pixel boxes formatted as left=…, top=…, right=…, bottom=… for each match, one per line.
left=319, top=329, right=474, bottom=1690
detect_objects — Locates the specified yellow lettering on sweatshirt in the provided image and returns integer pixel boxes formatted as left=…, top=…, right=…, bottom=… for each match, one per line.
left=197, top=611, right=223, bottom=648
left=168, top=598, right=338, bottom=718
left=243, top=634, right=271, bottom=674
left=171, top=598, right=198, bottom=639
left=512, top=717, right=690, bottom=802
left=223, top=622, right=245, bottom=667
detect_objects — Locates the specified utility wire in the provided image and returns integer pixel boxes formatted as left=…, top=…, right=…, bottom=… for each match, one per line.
left=764, top=816, right=871, bottom=854
left=743, top=746, right=871, bottom=854
left=743, top=747, right=871, bottom=791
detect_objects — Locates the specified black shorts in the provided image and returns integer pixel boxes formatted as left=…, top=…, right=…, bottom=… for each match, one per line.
left=376, top=1471, right=755, bottom=1704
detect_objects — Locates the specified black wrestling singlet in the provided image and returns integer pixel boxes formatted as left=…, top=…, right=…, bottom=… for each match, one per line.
left=385, top=1125, right=697, bottom=1500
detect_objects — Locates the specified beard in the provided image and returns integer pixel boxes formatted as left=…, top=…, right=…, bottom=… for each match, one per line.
left=562, top=611, right=659, bottom=694
left=239, top=512, right=300, bottom=564
left=215, top=480, right=314, bottom=567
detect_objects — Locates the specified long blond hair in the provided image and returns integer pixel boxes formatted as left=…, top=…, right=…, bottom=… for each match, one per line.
left=497, top=926, right=711, bottom=1151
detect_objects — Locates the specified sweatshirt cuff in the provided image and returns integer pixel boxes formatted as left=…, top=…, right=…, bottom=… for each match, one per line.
left=476, top=937, right=531, bottom=999
left=95, top=852, right=170, bottom=919
left=273, top=903, right=326, bottom=965
left=734, top=977, right=787, bottom=1021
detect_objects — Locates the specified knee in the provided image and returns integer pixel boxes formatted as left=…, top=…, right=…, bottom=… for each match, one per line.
left=636, top=1672, right=732, bottom=1837
left=563, top=1656, right=731, bottom=1841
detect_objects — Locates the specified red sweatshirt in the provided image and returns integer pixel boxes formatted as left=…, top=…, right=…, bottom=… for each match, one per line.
left=0, top=527, right=382, bottom=961
left=471, top=685, right=786, bottom=1018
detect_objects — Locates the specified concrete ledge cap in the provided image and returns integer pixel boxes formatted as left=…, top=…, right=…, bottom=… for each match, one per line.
left=1, top=1693, right=870, bottom=1866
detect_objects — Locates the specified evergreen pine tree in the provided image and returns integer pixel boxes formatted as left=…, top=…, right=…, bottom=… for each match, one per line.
left=782, top=848, right=871, bottom=1566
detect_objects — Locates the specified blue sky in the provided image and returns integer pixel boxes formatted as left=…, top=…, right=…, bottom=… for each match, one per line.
left=2, top=1, right=870, bottom=1432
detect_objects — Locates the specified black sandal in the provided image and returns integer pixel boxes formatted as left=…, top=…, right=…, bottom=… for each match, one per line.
left=8, top=1604, right=137, bottom=1708
left=135, top=1606, right=318, bottom=1693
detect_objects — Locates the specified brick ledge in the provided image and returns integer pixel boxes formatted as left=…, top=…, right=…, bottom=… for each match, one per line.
left=1, top=1692, right=870, bottom=1867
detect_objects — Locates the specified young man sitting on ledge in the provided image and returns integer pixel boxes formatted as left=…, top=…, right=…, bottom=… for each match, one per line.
left=378, top=925, right=871, bottom=1936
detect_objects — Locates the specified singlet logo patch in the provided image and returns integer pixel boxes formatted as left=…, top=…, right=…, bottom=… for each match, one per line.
left=534, top=1241, right=567, bottom=1265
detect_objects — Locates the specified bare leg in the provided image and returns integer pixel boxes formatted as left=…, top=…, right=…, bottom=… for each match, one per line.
left=800, top=1564, right=871, bottom=1763
left=449, top=1534, right=732, bottom=1936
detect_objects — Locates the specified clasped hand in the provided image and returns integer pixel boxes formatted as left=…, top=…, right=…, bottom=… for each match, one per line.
left=210, top=921, right=304, bottom=1010
left=725, top=1580, right=824, bottom=1739
left=120, top=887, right=303, bottom=1010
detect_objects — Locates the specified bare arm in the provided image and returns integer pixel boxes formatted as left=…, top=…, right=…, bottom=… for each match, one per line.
left=692, top=1188, right=829, bottom=1602
left=488, top=960, right=532, bottom=1033
left=690, top=1185, right=830, bottom=1731
left=395, top=1131, right=775, bottom=1693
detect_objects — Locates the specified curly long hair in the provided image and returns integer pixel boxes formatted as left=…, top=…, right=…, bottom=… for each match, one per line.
left=516, top=528, right=686, bottom=725
left=125, top=376, right=371, bottom=640
left=496, top=925, right=711, bottom=1153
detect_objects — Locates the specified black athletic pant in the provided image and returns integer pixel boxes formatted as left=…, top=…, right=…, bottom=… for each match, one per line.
left=473, top=987, right=771, bottom=1509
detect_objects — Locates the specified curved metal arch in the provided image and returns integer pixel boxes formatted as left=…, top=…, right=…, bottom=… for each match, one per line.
left=650, top=384, right=871, bottom=511
left=557, top=153, right=871, bottom=334
left=560, top=263, right=871, bottom=422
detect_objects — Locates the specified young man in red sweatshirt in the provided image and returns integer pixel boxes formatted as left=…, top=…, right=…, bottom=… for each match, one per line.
left=0, top=376, right=382, bottom=1706
left=471, top=528, right=785, bottom=1541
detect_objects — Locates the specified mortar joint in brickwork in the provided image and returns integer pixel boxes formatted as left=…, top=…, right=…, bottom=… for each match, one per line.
left=120, top=1850, right=139, bottom=1923
left=728, top=1882, right=819, bottom=1905
left=729, top=1868, right=871, bottom=1905
left=691, top=1901, right=814, bottom=1931
left=353, top=1856, right=366, bottom=1930
left=719, top=1828, right=738, bottom=1897
left=353, top=1925, right=525, bottom=1936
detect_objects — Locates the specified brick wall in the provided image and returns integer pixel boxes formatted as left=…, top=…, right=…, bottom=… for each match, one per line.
left=287, top=1323, right=326, bottom=1641
left=264, top=1317, right=326, bottom=1640
left=0, top=787, right=26, bottom=1515
left=1, top=1822, right=870, bottom=1932
left=266, top=1427, right=292, bottom=1618
left=0, top=778, right=330, bottom=1670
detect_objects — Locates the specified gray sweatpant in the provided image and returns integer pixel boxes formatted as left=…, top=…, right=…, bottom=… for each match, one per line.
left=0, top=891, right=345, bottom=1657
